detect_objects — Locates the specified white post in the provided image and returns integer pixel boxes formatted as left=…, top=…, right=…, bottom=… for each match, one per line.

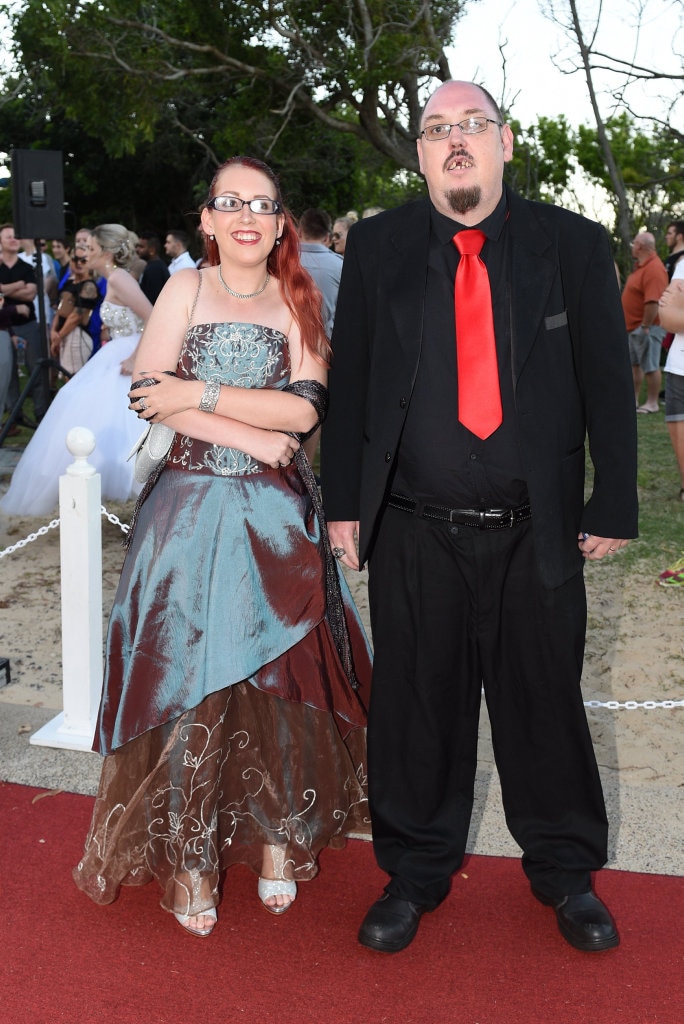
left=31, top=427, right=103, bottom=751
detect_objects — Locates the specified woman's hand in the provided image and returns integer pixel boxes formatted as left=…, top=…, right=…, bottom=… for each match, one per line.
left=120, top=354, right=135, bottom=376
left=243, top=430, right=300, bottom=469
left=128, top=372, right=197, bottom=420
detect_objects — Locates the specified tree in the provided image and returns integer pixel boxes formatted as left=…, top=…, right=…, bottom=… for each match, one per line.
left=505, top=114, right=578, bottom=204
left=541, top=0, right=684, bottom=255
left=576, top=112, right=684, bottom=273
left=8, top=1, right=464, bottom=173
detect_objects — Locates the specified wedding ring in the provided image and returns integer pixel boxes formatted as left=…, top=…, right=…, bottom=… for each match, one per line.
left=138, top=397, right=148, bottom=412
left=332, top=547, right=346, bottom=559
left=608, top=546, right=616, bottom=552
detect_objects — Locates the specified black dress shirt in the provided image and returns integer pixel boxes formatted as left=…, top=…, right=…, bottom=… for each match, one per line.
left=392, top=189, right=529, bottom=508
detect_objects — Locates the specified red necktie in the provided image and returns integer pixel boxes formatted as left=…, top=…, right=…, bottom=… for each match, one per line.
left=453, top=229, right=502, bottom=439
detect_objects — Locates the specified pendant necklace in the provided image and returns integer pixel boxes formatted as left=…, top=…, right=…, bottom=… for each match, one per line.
left=217, top=265, right=270, bottom=299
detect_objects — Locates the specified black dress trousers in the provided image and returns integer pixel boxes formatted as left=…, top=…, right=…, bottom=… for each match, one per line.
left=366, top=505, right=608, bottom=908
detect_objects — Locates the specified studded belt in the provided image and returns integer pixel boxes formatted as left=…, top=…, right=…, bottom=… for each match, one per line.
left=388, top=493, right=532, bottom=530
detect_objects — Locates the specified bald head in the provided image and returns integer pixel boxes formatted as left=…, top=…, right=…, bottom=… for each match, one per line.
left=631, top=232, right=657, bottom=264
left=417, top=80, right=514, bottom=224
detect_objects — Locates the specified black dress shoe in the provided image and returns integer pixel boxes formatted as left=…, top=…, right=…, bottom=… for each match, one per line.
left=532, top=888, right=619, bottom=951
left=358, top=893, right=429, bottom=953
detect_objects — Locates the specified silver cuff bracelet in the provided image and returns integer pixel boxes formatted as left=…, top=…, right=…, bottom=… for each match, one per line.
left=198, top=379, right=221, bottom=413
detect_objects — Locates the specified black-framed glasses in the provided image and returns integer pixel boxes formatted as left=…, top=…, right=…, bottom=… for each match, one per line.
left=419, top=117, right=503, bottom=142
left=207, top=196, right=281, bottom=215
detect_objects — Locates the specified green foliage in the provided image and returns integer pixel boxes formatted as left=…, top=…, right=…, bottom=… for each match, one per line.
left=506, top=114, right=577, bottom=203
left=7, top=1, right=465, bottom=167
left=612, top=409, right=684, bottom=576
left=0, top=0, right=463, bottom=229
left=576, top=114, right=684, bottom=240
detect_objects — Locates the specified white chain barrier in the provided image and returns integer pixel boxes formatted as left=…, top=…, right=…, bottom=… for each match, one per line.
left=100, top=505, right=130, bottom=535
left=584, top=699, right=683, bottom=709
left=0, top=427, right=682, bottom=747
left=0, top=517, right=61, bottom=557
left=0, top=504, right=129, bottom=561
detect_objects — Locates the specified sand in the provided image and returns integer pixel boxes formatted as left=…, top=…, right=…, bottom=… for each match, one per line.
left=1, top=485, right=682, bottom=873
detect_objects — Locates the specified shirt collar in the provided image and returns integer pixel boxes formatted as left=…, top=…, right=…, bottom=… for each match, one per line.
left=430, top=188, right=508, bottom=245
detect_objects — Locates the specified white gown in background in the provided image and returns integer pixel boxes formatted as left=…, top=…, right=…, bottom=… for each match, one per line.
left=0, top=302, right=145, bottom=517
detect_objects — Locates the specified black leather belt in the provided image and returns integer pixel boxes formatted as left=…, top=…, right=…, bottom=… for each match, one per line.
left=388, top=493, right=532, bottom=530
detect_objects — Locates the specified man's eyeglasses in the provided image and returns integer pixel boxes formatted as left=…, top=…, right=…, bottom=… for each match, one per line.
left=419, top=117, right=503, bottom=142
left=207, top=196, right=281, bottom=215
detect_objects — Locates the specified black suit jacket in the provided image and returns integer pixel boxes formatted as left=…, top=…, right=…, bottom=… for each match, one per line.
left=320, top=190, right=638, bottom=589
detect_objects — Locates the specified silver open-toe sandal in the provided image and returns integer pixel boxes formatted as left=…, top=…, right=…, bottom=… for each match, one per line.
left=258, top=876, right=297, bottom=915
left=259, top=844, right=297, bottom=915
left=173, top=907, right=217, bottom=937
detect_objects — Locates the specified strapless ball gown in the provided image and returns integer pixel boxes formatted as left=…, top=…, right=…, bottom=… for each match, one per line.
left=73, top=318, right=372, bottom=919
left=0, top=301, right=144, bottom=516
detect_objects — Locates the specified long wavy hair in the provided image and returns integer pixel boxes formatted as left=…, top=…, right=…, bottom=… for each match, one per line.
left=202, top=156, right=329, bottom=365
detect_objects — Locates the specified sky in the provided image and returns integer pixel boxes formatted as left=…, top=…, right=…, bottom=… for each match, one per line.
left=447, top=0, right=683, bottom=128
left=1, top=0, right=681, bottom=182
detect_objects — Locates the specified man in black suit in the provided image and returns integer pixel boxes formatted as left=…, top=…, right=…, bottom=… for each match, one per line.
left=321, top=80, right=638, bottom=954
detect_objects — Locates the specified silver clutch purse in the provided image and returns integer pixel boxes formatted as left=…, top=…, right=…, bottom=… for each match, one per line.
left=127, top=374, right=176, bottom=483
left=128, top=422, right=175, bottom=483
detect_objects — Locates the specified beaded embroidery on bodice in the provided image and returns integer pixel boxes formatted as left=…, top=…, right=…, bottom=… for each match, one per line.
left=169, top=321, right=290, bottom=477
left=100, top=301, right=145, bottom=337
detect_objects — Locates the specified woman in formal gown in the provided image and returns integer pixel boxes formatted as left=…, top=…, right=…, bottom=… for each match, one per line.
left=0, top=225, right=152, bottom=516
left=73, top=156, right=371, bottom=938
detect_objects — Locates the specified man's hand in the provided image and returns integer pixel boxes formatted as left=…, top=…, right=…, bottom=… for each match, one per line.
left=578, top=533, right=629, bottom=560
left=328, top=520, right=361, bottom=571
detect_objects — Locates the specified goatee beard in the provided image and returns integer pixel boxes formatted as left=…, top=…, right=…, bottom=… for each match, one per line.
left=446, top=186, right=481, bottom=215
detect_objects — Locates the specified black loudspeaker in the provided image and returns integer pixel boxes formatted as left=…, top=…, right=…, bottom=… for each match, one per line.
left=11, top=149, right=65, bottom=239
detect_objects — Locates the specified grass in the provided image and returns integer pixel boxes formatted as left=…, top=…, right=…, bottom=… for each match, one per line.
left=613, top=406, right=684, bottom=575
left=4, top=372, right=681, bottom=574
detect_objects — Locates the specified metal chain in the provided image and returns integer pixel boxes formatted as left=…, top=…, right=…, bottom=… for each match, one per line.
left=0, top=511, right=683, bottom=712
left=584, top=699, right=684, bottom=710
left=100, top=505, right=130, bottom=535
left=0, top=503, right=129, bottom=560
left=0, top=518, right=60, bottom=558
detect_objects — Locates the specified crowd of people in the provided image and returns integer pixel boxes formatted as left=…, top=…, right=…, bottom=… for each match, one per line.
left=619, top=220, right=684, bottom=583
left=0, top=200, right=375, bottom=505
left=0, top=82, right=680, bottom=953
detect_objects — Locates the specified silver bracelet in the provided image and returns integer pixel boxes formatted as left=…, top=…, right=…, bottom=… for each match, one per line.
left=198, top=379, right=221, bottom=413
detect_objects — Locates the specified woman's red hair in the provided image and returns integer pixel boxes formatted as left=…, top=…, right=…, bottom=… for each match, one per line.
left=202, top=156, right=330, bottom=365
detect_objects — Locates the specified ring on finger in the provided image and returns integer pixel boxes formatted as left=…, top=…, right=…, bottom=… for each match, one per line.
left=332, top=547, right=346, bottom=559
left=138, top=397, right=148, bottom=412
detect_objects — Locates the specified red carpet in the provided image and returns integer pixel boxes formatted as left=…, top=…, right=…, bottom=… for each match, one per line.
left=1, top=781, right=681, bottom=1024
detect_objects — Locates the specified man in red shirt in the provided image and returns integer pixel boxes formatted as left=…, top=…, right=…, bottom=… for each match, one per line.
left=622, top=231, right=669, bottom=413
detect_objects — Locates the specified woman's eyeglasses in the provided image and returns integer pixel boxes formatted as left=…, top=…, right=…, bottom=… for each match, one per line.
left=72, top=256, right=88, bottom=265
left=207, top=196, right=281, bottom=215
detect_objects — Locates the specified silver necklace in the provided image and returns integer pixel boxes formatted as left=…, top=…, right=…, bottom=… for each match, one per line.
left=217, top=265, right=270, bottom=299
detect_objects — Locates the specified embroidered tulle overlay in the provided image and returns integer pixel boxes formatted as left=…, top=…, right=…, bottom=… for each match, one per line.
left=74, top=322, right=371, bottom=917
